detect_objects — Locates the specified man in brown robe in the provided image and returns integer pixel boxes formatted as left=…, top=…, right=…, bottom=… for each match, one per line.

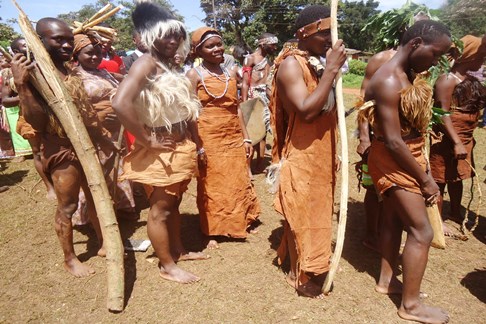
left=11, top=18, right=110, bottom=277
left=271, top=5, right=346, bottom=298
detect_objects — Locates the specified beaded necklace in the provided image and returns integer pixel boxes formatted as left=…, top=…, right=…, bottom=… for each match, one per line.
left=198, top=63, right=230, bottom=99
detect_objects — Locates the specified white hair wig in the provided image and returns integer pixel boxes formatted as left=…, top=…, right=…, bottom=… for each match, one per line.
left=133, top=1, right=190, bottom=59
left=140, top=19, right=190, bottom=60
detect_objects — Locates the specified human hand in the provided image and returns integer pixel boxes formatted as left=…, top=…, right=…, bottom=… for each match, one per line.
left=148, top=135, right=176, bottom=152
left=453, top=142, right=467, bottom=160
left=244, top=142, right=253, bottom=160
left=356, top=139, right=371, bottom=157
left=325, top=39, right=346, bottom=74
left=420, top=175, right=440, bottom=205
left=11, top=53, right=35, bottom=87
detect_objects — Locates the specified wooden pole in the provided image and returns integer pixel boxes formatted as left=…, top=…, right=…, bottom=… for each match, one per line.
left=322, top=0, right=349, bottom=295
left=12, top=0, right=125, bottom=312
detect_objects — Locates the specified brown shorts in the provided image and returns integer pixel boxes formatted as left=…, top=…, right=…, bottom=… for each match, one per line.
left=41, top=133, right=79, bottom=175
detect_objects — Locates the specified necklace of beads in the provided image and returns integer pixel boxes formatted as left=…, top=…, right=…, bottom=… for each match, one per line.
left=199, top=63, right=230, bottom=99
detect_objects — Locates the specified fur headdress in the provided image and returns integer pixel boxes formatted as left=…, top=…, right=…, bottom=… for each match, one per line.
left=132, top=1, right=189, bottom=59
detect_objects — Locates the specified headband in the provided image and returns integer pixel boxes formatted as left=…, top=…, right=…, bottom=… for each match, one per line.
left=195, top=34, right=222, bottom=50
left=191, top=27, right=222, bottom=57
left=257, top=36, right=278, bottom=46
left=296, top=18, right=331, bottom=40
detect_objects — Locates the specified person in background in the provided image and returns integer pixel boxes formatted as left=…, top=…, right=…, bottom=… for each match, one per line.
left=122, top=30, right=149, bottom=72
left=429, top=34, right=486, bottom=232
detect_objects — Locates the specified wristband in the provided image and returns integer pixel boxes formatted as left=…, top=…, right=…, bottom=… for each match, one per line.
left=243, top=139, right=252, bottom=145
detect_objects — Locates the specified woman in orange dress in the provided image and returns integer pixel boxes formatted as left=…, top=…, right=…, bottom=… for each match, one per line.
left=187, top=27, right=260, bottom=249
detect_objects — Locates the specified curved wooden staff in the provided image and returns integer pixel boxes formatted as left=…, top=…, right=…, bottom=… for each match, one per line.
left=322, top=0, right=349, bottom=294
left=12, top=0, right=125, bottom=312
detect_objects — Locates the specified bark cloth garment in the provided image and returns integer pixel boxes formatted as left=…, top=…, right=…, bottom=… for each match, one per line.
left=11, top=64, right=105, bottom=188
left=120, top=65, right=200, bottom=198
left=72, top=66, right=136, bottom=224
left=429, top=74, right=486, bottom=183
left=358, top=77, right=434, bottom=196
left=272, top=50, right=337, bottom=282
left=195, top=68, right=260, bottom=238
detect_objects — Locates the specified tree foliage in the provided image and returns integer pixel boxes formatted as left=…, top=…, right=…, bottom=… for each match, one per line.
left=438, top=0, right=486, bottom=38
left=200, top=0, right=329, bottom=49
left=0, top=1, right=20, bottom=49
left=339, top=0, right=379, bottom=51
left=362, top=1, right=433, bottom=52
left=0, top=22, right=20, bottom=49
left=200, top=0, right=378, bottom=51
left=57, top=0, right=181, bottom=51
left=348, top=59, right=367, bottom=75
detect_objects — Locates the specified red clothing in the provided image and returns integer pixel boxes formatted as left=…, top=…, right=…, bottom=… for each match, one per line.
left=98, top=55, right=124, bottom=73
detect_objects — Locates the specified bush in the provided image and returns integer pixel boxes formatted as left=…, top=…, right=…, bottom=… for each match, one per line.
left=348, top=59, right=367, bottom=76
left=342, top=73, right=364, bottom=89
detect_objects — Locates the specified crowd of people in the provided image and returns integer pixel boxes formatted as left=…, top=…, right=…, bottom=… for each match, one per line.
left=1, top=1, right=485, bottom=323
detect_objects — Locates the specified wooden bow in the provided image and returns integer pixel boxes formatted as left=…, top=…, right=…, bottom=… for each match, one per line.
left=322, top=0, right=349, bottom=295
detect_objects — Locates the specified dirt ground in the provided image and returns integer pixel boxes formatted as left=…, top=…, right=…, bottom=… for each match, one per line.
left=0, top=93, right=485, bottom=323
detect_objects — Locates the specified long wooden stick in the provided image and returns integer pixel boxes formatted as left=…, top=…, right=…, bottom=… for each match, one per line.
left=12, top=0, right=125, bottom=312
left=323, top=0, right=349, bottom=294
left=112, top=125, right=125, bottom=198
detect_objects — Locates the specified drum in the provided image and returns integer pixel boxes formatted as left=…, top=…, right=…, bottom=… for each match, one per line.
left=239, top=97, right=266, bottom=144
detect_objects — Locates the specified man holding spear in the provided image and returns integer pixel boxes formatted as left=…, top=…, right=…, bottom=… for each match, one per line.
left=271, top=5, right=346, bottom=298
left=11, top=17, right=111, bottom=277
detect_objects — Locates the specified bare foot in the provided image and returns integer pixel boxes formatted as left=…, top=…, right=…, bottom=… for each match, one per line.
left=159, top=265, right=200, bottom=284
left=247, top=219, right=262, bottom=234
left=398, top=303, right=449, bottom=324
left=63, top=259, right=95, bottom=278
left=375, top=279, right=428, bottom=298
left=443, top=223, right=468, bottom=241
left=206, top=239, right=219, bottom=250
left=376, top=276, right=403, bottom=295
left=0, top=186, right=9, bottom=193
left=296, top=280, right=325, bottom=299
left=285, top=273, right=297, bottom=288
left=174, top=251, right=210, bottom=262
left=11, top=156, right=26, bottom=163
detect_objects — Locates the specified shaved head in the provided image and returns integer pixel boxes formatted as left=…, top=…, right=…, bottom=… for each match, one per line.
left=36, top=17, right=70, bottom=38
